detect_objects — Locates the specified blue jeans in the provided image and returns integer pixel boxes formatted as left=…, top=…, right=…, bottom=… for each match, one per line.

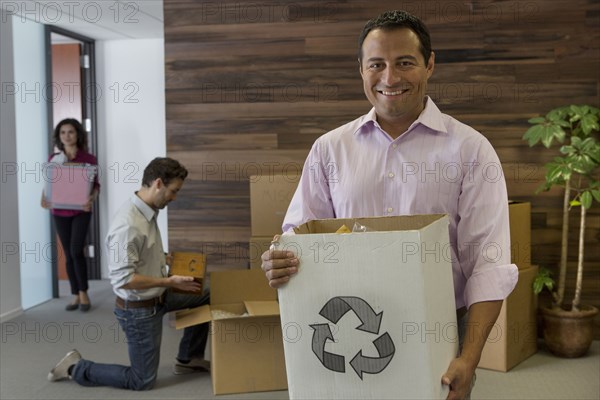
left=71, top=290, right=209, bottom=390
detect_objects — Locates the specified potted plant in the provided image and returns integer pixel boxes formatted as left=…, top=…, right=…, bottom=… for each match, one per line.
left=524, top=104, right=600, bottom=357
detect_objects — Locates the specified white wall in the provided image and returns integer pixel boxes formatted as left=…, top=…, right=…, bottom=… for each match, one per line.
left=0, top=10, right=23, bottom=322
left=11, top=14, right=53, bottom=309
left=95, top=38, right=168, bottom=279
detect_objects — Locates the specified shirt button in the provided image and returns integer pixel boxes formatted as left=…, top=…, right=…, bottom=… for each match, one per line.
left=387, top=207, right=393, bottom=213
left=392, top=143, right=398, bottom=149
left=388, top=172, right=395, bottom=178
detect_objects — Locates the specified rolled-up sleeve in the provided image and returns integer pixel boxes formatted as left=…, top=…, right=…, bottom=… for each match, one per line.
left=457, top=138, right=519, bottom=309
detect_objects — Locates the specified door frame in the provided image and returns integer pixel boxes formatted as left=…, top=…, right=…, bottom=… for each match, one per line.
left=44, top=25, right=100, bottom=298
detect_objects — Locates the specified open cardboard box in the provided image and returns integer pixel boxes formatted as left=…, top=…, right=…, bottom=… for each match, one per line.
left=175, top=269, right=287, bottom=395
left=276, top=214, right=458, bottom=399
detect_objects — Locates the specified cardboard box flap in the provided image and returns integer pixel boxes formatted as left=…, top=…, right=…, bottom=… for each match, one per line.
left=293, top=214, right=447, bottom=234
left=175, top=305, right=211, bottom=330
left=211, top=268, right=277, bottom=305
left=244, top=300, right=280, bottom=316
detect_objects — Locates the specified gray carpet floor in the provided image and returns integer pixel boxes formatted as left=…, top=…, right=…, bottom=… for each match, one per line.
left=1, top=279, right=598, bottom=399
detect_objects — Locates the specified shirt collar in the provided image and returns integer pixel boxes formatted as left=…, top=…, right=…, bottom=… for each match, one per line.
left=353, top=108, right=379, bottom=135
left=353, top=96, right=447, bottom=136
left=414, top=96, right=447, bottom=133
left=131, top=193, right=158, bottom=222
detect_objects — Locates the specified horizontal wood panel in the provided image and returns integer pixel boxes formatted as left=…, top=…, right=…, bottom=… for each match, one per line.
left=165, top=0, right=600, bottom=336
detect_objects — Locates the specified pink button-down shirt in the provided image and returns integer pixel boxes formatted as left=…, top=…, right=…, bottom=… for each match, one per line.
left=283, top=97, right=518, bottom=310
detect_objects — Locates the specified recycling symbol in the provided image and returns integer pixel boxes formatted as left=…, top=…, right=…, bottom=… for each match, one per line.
left=310, top=296, right=395, bottom=379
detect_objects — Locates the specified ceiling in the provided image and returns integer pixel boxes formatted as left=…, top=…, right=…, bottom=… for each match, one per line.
left=1, top=0, right=164, bottom=40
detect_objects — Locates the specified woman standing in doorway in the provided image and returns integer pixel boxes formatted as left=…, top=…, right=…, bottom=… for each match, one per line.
left=41, top=118, right=99, bottom=312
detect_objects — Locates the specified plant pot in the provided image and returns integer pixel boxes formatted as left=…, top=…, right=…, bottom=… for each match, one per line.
left=541, top=304, right=599, bottom=358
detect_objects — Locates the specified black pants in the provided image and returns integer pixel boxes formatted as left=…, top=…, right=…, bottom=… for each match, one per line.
left=53, top=213, right=92, bottom=294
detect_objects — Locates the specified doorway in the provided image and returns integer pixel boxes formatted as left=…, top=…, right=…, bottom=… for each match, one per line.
left=44, top=26, right=100, bottom=298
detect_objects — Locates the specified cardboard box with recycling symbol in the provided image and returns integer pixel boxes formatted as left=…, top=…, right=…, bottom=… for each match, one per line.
left=276, top=215, right=458, bottom=399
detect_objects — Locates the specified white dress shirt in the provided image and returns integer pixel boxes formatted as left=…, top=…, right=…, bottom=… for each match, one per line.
left=106, top=194, right=167, bottom=301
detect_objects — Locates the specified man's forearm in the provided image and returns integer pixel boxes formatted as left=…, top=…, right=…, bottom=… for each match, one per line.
left=460, top=300, right=503, bottom=369
left=120, top=274, right=171, bottom=290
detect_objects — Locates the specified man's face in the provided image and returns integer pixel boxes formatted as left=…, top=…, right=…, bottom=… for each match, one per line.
left=359, top=28, right=434, bottom=128
left=153, top=178, right=183, bottom=209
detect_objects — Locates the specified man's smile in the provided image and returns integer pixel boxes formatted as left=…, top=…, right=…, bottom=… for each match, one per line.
left=377, top=88, right=409, bottom=96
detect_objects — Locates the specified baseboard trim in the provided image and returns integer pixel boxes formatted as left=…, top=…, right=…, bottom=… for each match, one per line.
left=0, top=307, right=24, bottom=323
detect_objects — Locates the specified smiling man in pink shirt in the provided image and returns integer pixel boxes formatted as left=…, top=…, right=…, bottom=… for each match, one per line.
left=261, top=10, right=518, bottom=400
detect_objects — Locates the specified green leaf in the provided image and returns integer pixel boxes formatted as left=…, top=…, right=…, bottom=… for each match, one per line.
left=581, top=138, right=600, bottom=163
left=523, top=125, right=544, bottom=146
left=571, top=136, right=583, bottom=146
left=528, top=117, right=546, bottom=124
left=570, top=152, right=598, bottom=174
left=545, top=163, right=564, bottom=184
left=570, top=199, right=581, bottom=207
left=560, top=145, right=575, bottom=155
left=569, top=105, right=585, bottom=122
left=581, top=191, right=592, bottom=209
left=541, top=126, right=556, bottom=148
left=535, top=182, right=551, bottom=194
left=552, top=125, right=567, bottom=143
left=580, top=113, right=600, bottom=135
left=592, top=189, right=600, bottom=203
left=533, top=268, right=555, bottom=295
left=547, top=108, right=568, bottom=121
left=533, top=280, right=544, bottom=295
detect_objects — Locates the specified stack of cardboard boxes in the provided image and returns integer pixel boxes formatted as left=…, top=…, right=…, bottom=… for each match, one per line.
left=249, top=174, right=300, bottom=268
left=172, top=177, right=534, bottom=396
left=172, top=174, right=301, bottom=395
left=478, top=201, right=538, bottom=371
left=247, top=174, right=538, bottom=373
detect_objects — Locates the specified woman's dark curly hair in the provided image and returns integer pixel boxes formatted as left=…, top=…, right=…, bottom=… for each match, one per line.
left=53, top=118, right=88, bottom=152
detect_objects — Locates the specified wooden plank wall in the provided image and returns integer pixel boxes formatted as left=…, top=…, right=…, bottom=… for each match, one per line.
left=164, top=0, right=600, bottom=335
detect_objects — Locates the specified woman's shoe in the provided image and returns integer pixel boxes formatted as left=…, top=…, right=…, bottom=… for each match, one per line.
left=79, top=303, right=91, bottom=312
left=65, top=303, right=79, bottom=311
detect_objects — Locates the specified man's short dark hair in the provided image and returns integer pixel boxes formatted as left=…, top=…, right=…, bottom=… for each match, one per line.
left=142, top=157, right=188, bottom=187
left=358, top=10, right=432, bottom=65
